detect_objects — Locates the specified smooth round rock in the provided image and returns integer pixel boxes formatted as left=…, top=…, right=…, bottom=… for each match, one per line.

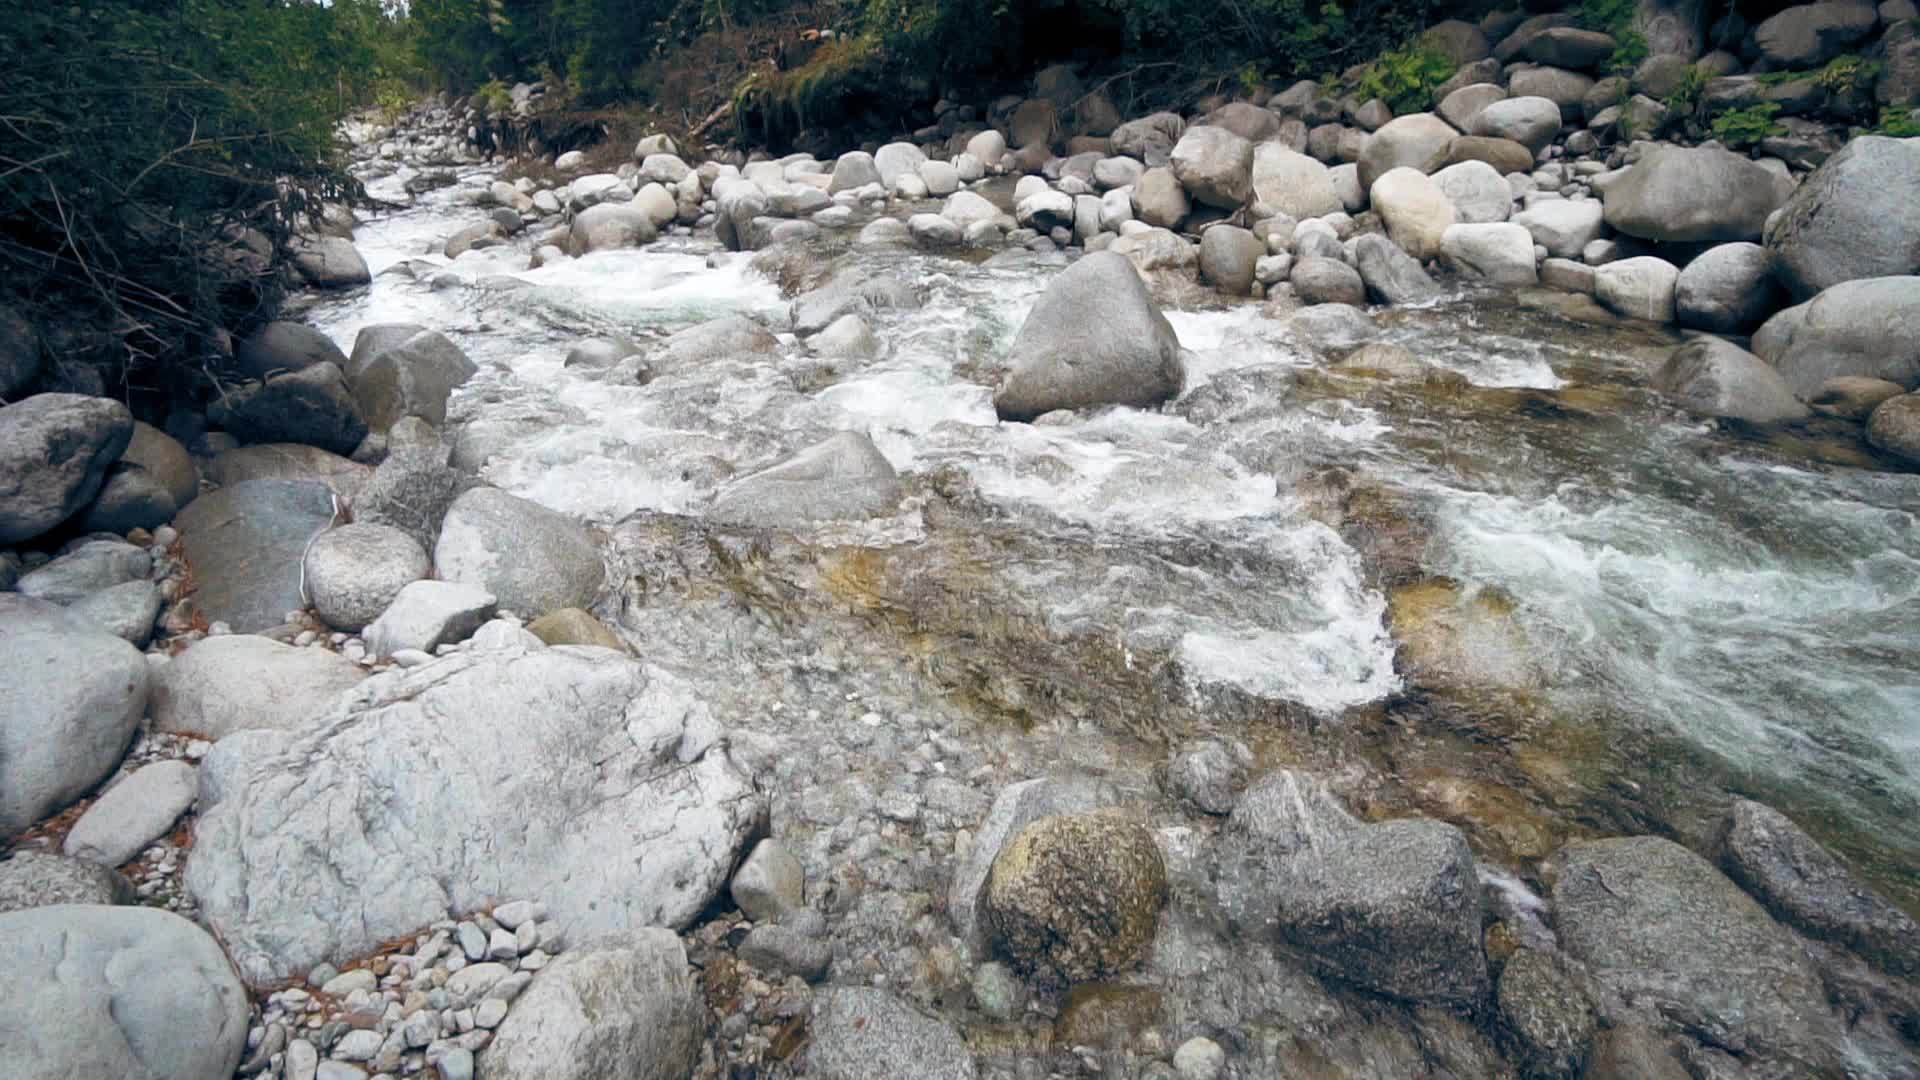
left=303, top=523, right=430, bottom=632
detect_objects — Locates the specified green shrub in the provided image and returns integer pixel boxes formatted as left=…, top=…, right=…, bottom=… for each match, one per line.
left=1663, top=63, right=1708, bottom=116
left=1873, top=106, right=1920, bottom=137
left=1353, top=45, right=1457, bottom=115
left=1814, top=54, right=1880, bottom=95
left=1710, top=103, right=1784, bottom=148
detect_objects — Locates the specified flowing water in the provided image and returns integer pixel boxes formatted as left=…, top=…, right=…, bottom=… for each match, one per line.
left=308, top=165, right=1920, bottom=908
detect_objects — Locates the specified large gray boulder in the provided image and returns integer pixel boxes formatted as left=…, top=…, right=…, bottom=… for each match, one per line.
left=1357, top=113, right=1459, bottom=193
left=151, top=634, right=365, bottom=739
left=235, top=321, right=349, bottom=381
left=567, top=203, right=657, bottom=254
left=1753, top=0, right=1880, bottom=67
left=0, top=905, right=249, bottom=1080
left=303, top=523, right=431, bottom=632
left=1601, top=145, right=1790, bottom=244
left=0, top=393, right=132, bottom=545
left=16, top=537, right=149, bottom=604
left=175, top=478, right=339, bottom=633
left=209, top=361, right=369, bottom=456
left=1513, top=199, right=1605, bottom=259
left=434, top=487, right=603, bottom=618
left=348, top=328, right=476, bottom=431
left=1131, top=167, right=1190, bottom=229
left=1371, top=167, right=1457, bottom=261
left=1675, top=242, right=1783, bottom=333
left=1436, top=84, right=1507, bottom=133
left=806, top=988, right=976, bottom=1080
left=1441, top=222, right=1539, bottom=285
left=289, top=235, right=372, bottom=289
left=348, top=323, right=428, bottom=382
left=0, top=599, right=148, bottom=834
left=1652, top=337, right=1809, bottom=424
left=1550, top=836, right=1845, bottom=1073
left=1764, top=136, right=1920, bottom=301
left=476, top=928, right=702, bottom=1080
left=204, top=443, right=369, bottom=499
left=993, top=251, right=1185, bottom=421
left=1595, top=256, right=1681, bottom=323
left=0, top=851, right=134, bottom=913
left=1249, top=144, right=1341, bottom=220
left=1198, top=224, right=1263, bottom=295
left=1752, top=276, right=1920, bottom=398
left=352, top=417, right=463, bottom=551
left=74, top=462, right=175, bottom=534
left=1111, top=112, right=1186, bottom=168
left=706, top=431, right=902, bottom=528
left=1291, top=257, right=1367, bottom=306
left=1215, top=771, right=1488, bottom=1007
left=1717, top=798, right=1920, bottom=979
left=829, top=151, right=881, bottom=194
left=186, top=647, right=764, bottom=985
left=1170, top=125, right=1254, bottom=209
left=1431, top=159, right=1511, bottom=224
left=1470, top=97, right=1561, bottom=155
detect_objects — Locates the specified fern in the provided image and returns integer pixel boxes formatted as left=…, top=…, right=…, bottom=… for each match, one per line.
left=1710, top=103, right=1784, bottom=149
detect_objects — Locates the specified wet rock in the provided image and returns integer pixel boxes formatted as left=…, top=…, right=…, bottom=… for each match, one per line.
left=1674, top=242, right=1782, bottom=333
left=1431, top=159, right=1511, bottom=224
left=706, top=431, right=901, bottom=527
left=1751, top=276, right=1920, bottom=398
left=525, top=607, right=624, bottom=651
left=1249, top=144, right=1341, bottom=220
left=1336, top=342, right=1431, bottom=377
left=993, top=251, right=1185, bottom=421
left=1286, top=303, right=1379, bottom=353
left=812, top=313, right=880, bottom=359
left=236, top=321, right=349, bottom=381
left=175, top=478, right=339, bottom=632
left=0, top=905, right=249, bottom=1080
left=562, top=337, right=639, bottom=370
left=304, top=523, right=431, bottom=632
left=567, top=203, right=657, bottom=254
left=790, top=273, right=922, bottom=336
left=1585, top=1023, right=1691, bottom=1079
left=1357, top=113, right=1458, bottom=192
left=1810, top=376, right=1905, bottom=420
left=0, top=393, right=132, bottom=545
left=1593, top=255, right=1679, bottom=323
left=1440, top=222, right=1539, bottom=285
left=353, top=417, right=462, bottom=551
left=1601, top=145, right=1788, bottom=244
left=985, top=810, right=1167, bottom=984
left=1549, top=835, right=1845, bottom=1073
left=475, top=928, right=701, bottom=1080
left=1215, top=771, right=1489, bottom=1007
left=16, top=538, right=149, bottom=604
left=152, top=634, right=365, bottom=739
left=363, top=580, right=497, bottom=658
left=1471, top=97, right=1561, bottom=155
left=435, top=487, right=603, bottom=617
left=348, top=329, right=476, bottom=431
left=1497, top=949, right=1596, bottom=1077
left=1164, top=738, right=1254, bottom=815
left=1764, top=136, right=1920, bottom=301
left=1371, top=167, right=1456, bottom=261
left=1867, top=393, right=1920, bottom=463
left=1351, top=234, right=1440, bottom=306
left=806, top=987, right=976, bottom=1080
left=730, top=838, right=804, bottom=922
left=0, top=851, right=134, bottom=913
left=62, top=760, right=196, bottom=867
left=0, top=601, right=147, bottom=834
left=949, top=776, right=1120, bottom=951
left=1653, top=338, right=1809, bottom=425
left=210, top=361, right=369, bottom=456
left=874, top=142, right=927, bottom=188
left=1716, top=797, right=1920, bottom=978
left=205, top=443, right=370, bottom=499
left=1291, top=256, right=1367, bottom=306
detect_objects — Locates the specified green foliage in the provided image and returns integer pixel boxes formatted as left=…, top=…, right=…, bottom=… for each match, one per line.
left=475, top=78, right=516, bottom=115
left=1352, top=45, right=1456, bottom=115
left=1814, top=54, right=1881, bottom=95
left=1606, top=30, right=1649, bottom=75
left=1663, top=63, right=1708, bottom=115
left=1576, top=0, right=1646, bottom=74
left=1872, top=106, right=1920, bottom=137
left=1710, top=103, right=1784, bottom=148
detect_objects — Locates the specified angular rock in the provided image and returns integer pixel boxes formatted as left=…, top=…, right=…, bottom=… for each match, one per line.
left=1601, top=145, right=1788, bottom=244
left=993, top=251, right=1185, bottom=421
left=1353, top=234, right=1442, bottom=305
left=353, top=417, right=462, bottom=552
left=210, top=362, right=368, bottom=456
left=349, top=329, right=476, bottom=432
left=0, top=604, right=147, bottom=834
left=363, top=580, right=497, bottom=658
left=434, top=487, right=603, bottom=618
left=1110, top=112, right=1186, bottom=168
left=1170, top=125, right=1254, bottom=209
left=1652, top=337, right=1809, bottom=424
left=475, top=928, right=702, bottom=1080
left=806, top=988, right=976, bottom=1080
left=1750, top=276, right=1920, bottom=398
left=120, top=421, right=197, bottom=511
left=186, top=648, right=764, bottom=984
left=706, top=431, right=901, bottom=527
left=304, top=523, right=431, bottom=632
left=175, top=478, right=339, bottom=633
left=1764, top=135, right=1920, bottom=301
left=1131, top=167, right=1190, bottom=229
left=985, top=810, right=1167, bottom=984
left=1497, top=949, right=1597, bottom=1078
left=63, top=760, right=197, bottom=867
left=0, top=905, right=249, bottom=1080
left=152, top=634, right=365, bottom=739
left=730, top=839, right=805, bottom=922
left=0, top=393, right=132, bottom=545
left=1441, top=222, right=1540, bottom=285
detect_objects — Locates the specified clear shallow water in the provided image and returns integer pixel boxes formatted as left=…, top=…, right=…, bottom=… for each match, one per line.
left=310, top=167, right=1920, bottom=896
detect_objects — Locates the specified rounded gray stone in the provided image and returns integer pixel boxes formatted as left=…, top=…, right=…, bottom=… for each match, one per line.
left=304, top=523, right=430, bottom=632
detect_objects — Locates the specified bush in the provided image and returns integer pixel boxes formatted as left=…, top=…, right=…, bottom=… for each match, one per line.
left=1710, top=102, right=1784, bottom=148
left=1352, top=44, right=1456, bottom=115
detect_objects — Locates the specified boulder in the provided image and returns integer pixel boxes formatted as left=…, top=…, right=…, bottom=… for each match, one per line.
left=1513, top=199, right=1605, bottom=258
left=1635, top=0, right=1710, bottom=58
left=984, top=810, right=1167, bottom=984
left=1014, top=190, right=1074, bottom=231
left=1420, top=19, right=1492, bottom=64
left=152, top=634, right=365, bottom=739
left=175, top=478, right=339, bottom=633
left=0, top=905, right=249, bottom=1080
left=475, top=928, right=702, bottom=1080
left=209, top=361, right=368, bottom=455
left=186, top=648, right=764, bottom=985
left=1509, top=66, right=1595, bottom=115
left=1497, top=950, right=1598, bottom=1078
left=1370, top=167, right=1457, bottom=261
left=1764, top=136, right=1920, bottom=301
left=949, top=776, right=1120, bottom=950
left=806, top=988, right=976, bottom=1080
left=303, top=523, right=430, bottom=632
left=1674, top=242, right=1782, bottom=333
left=874, top=142, right=928, bottom=188
left=1750, top=276, right=1920, bottom=398
left=1357, top=113, right=1459, bottom=192
left=1110, top=227, right=1199, bottom=274
left=1248, top=144, right=1341, bottom=220
left=1493, top=13, right=1578, bottom=62
left=790, top=273, right=922, bottom=336
left=1809, top=376, right=1906, bottom=420
left=119, top=421, right=197, bottom=511
left=1286, top=304, right=1380, bottom=354
left=434, top=487, right=603, bottom=618
left=0, top=602, right=147, bottom=834
left=1549, top=836, right=1845, bottom=1072
left=205, top=442, right=369, bottom=499
left=1110, top=112, right=1186, bottom=168
left=993, top=251, right=1185, bottom=421
left=1206, top=101, right=1280, bottom=142
left=1469, top=97, right=1560, bottom=155
left=811, top=314, right=880, bottom=359
left=1430, top=159, right=1511, bottom=224
left=66, top=580, right=163, bottom=646
left=0, top=851, right=134, bottom=913
left=289, top=236, right=371, bottom=289
left=1524, top=27, right=1617, bottom=69
left=349, top=329, right=476, bottom=431
left=1010, top=99, right=1058, bottom=149
left=1753, top=0, right=1880, bottom=68
left=965, top=130, right=1008, bottom=166
left=941, top=191, right=1001, bottom=229
left=1652, top=337, right=1809, bottom=424
left=1444, top=135, right=1536, bottom=176
left=0, top=393, right=132, bottom=545
left=1867, top=392, right=1920, bottom=463
left=1291, top=257, right=1368, bottom=306
left=655, top=315, right=778, bottom=368
left=568, top=203, right=657, bottom=254
left=1601, top=145, right=1788, bottom=244
left=1131, top=167, right=1190, bottom=229
left=1440, top=222, right=1540, bottom=285
left=364, top=580, right=498, bottom=659
left=829, top=151, right=882, bottom=194
left=1198, top=225, right=1263, bottom=295
left=236, top=321, right=349, bottom=381
left=1215, top=771, right=1489, bottom=1006
left=1594, top=256, right=1680, bottom=322
left=1353, top=234, right=1442, bottom=305
left=1170, top=125, right=1254, bottom=209
left=63, top=760, right=197, bottom=868
left=353, top=417, right=463, bottom=552
left=1436, top=84, right=1507, bottom=133
left=16, top=538, right=149, bottom=604
left=705, top=431, right=902, bottom=527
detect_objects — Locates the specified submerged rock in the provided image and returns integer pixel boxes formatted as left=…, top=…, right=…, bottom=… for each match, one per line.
left=1652, top=337, right=1809, bottom=424
left=706, top=431, right=902, bottom=528
left=993, top=251, right=1185, bottom=421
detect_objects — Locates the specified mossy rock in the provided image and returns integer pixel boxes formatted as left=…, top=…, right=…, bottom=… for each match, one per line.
left=984, top=810, right=1167, bottom=985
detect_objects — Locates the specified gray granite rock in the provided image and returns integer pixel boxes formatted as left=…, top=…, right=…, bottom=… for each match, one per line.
left=0, top=393, right=132, bottom=545
left=174, top=478, right=340, bottom=633
left=151, top=634, right=366, bottom=739
left=806, top=987, right=976, bottom=1080
left=63, top=760, right=197, bottom=867
left=434, top=487, right=603, bottom=618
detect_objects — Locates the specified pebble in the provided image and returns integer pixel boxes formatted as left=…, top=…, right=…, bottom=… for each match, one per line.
left=485, top=926, right=518, bottom=960
left=1174, top=1037, right=1225, bottom=1080
left=474, top=998, right=508, bottom=1029
left=455, top=921, right=487, bottom=961
left=435, top=1048, right=474, bottom=1080
left=286, top=1039, right=321, bottom=1080
left=332, top=1028, right=383, bottom=1061
left=322, top=969, right=379, bottom=997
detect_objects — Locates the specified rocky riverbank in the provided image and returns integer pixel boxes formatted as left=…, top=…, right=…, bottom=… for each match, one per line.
left=3, top=2, right=1920, bottom=1078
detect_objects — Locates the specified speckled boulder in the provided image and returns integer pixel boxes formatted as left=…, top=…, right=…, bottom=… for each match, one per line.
left=984, top=810, right=1167, bottom=984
